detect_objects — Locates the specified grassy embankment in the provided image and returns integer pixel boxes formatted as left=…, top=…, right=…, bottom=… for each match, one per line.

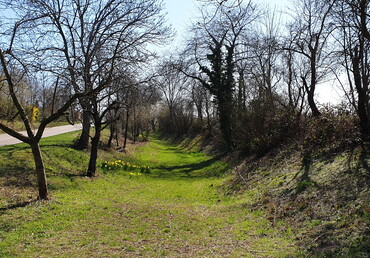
left=0, top=132, right=300, bottom=257
left=229, top=141, right=370, bottom=256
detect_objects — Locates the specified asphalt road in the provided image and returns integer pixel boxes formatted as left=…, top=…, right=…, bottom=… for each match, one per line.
left=0, top=124, right=82, bottom=147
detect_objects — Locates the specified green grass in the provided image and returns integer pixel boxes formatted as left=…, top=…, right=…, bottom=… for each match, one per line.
left=0, top=133, right=300, bottom=256
left=0, top=119, right=70, bottom=135
left=229, top=143, right=370, bottom=256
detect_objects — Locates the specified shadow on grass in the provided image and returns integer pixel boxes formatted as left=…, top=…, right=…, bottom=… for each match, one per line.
left=153, top=155, right=228, bottom=179
left=0, top=164, right=36, bottom=188
left=0, top=139, right=79, bottom=186
left=0, top=200, right=34, bottom=214
left=345, top=145, right=370, bottom=182
left=0, top=144, right=30, bottom=153
left=310, top=226, right=370, bottom=257
left=64, top=173, right=87, bottom=179
left=40, top=143, right=75, bottom=148
left=288, top=147, right=318, bottom=196
left=282, top=145, right=370, bottom=256
left=358, top=149, right=370, bottom=176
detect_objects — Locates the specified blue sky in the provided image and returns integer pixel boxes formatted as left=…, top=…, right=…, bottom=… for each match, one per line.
left=163, top=0, right=290, bottom=38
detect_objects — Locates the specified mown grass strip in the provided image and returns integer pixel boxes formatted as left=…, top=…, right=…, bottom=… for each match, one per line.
left=0, top=133, right=300, bottom=256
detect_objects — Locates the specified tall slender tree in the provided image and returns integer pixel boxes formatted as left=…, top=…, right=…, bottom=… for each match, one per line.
left=332, top=0, right=370, bottom=135
left=286, top=0, right=336, bottom=117
left=182, top=0, right=259, bottom=150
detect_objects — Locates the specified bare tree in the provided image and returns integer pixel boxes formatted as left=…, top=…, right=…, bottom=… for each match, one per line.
left=344, top=0, right=370, bottom=42
left=191, top=79, right=214, bottom=131
left=182, top=0, right=259, bottom=150
left=286, top=0, right=336, bottom=117
left=0, top=49, right=88, bottom=200
left=2, top=0, right=170, bottom=150
left=281, top=39, right=306, bottom=116
left=332, top=0, right=370, bottom=135
left=0, top=0, right=170, bottom=196
left=154, top=59, right=190, bottom=134
left=248, top=7, right=282, bottom=105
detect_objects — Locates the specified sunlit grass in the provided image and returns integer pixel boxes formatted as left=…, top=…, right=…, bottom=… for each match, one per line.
left=0, top=133, right=300, bottom=256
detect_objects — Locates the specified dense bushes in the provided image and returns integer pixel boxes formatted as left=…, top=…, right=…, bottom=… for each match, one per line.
left=157, top=99, right=363, bottom=159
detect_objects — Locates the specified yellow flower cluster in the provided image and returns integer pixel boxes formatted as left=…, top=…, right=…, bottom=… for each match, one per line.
left=129, top=172, right=143, bottom=176
left=101, top=160, right=151, bottom=174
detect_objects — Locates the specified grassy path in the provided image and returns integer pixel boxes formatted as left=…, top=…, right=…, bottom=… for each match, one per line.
left=0, top=135, right=299, bottom=257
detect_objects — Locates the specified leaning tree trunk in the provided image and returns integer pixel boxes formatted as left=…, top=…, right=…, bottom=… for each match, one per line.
left=86, top=126, right=101, bottom=177
left=107, top=124, right=115, bottom=148
left=30, top=141, right=49, bottom=200
left=75, top=108, right=91, bottom=150
left=307, top=90, right=321, bottom=117
left=302, top=77, right=321, bottom=117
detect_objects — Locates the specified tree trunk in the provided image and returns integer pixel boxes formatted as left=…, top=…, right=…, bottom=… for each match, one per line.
left=195, top=100, right=204, bottom=125
left=115, top=125, right=119, bottom=147
left=169, top=108, right=181, bottom=134
left=357, top=90, right=369, bottom=135
left=218, top=98, right=234, bottom=151
left=86, top=127, right=101, bottom=177
left=237, top=70, right=246, bottom=110
left=352, top=50, right=370, bottom=135
left=30, top=141, right=49, bottom=200
left=136, top=124, right=141, bottom=139
left=75, top=109, right=91, bottom=150
left=307, top=90, right=321, bottom=117
left=302, top=77, right=321, bottom=117
left=123, top=110, right=129, bottom=149
left=150, top=119, right=156, bottom=131
left=205, top=99, right=212, bottom=134
left=107, top=124, right=115, bottom=148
